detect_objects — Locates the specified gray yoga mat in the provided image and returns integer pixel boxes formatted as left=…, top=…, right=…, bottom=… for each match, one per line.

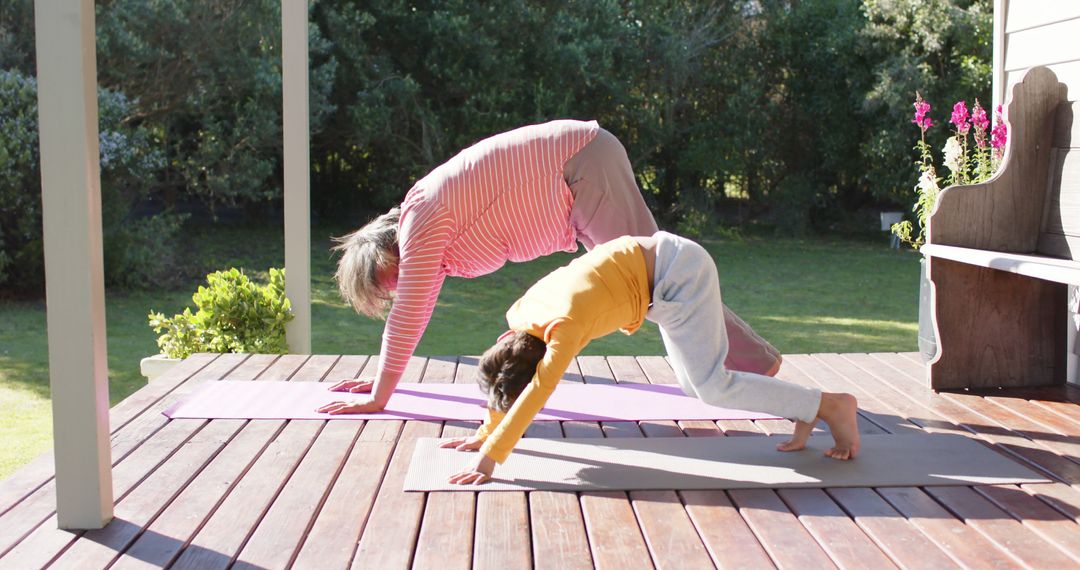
left=403, top=433, right=1051, bottom=491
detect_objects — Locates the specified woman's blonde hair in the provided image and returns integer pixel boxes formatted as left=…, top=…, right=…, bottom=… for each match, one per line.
left=332, top=208, right=401, bottom=318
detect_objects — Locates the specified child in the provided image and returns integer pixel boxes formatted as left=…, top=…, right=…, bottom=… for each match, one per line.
left=441, top=232, right=860, bottom=485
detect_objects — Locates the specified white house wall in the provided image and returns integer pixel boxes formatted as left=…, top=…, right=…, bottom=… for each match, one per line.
left=997, top=0, right=1080, bottom=384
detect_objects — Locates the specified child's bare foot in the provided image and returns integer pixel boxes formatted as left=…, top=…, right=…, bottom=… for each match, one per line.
left=776, top=419, right=815, bottom=452
left=817, top=392, right=860, bottom=460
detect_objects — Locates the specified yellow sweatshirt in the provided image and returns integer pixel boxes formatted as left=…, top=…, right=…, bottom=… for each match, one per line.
left=477, top=236, right=651, bottom=463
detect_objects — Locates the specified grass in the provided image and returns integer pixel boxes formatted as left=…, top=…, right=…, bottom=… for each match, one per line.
left=0, top=224, right=922, bottom=478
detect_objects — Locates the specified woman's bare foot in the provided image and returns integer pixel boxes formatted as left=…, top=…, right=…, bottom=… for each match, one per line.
left=764, top=355, right=783, bottom=377
left=776, top=419, right=815, bottom=452
left=817, top=392, right=860, bottom=460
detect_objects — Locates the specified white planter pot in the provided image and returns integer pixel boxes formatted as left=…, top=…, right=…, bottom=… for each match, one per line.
left=917, top=258, right=937, bottom=363
left=140, top=354, right=181, bottom=382
left=1069, top=285, right=1078, bottom=385
left=879, top=211, right=903, bottom=231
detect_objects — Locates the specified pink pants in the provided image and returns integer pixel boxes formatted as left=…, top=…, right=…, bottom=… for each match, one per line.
left=563, top=127, right=782, bottom=376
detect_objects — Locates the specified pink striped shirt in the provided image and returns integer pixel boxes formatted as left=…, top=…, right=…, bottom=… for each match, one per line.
left=377, top=120, right=599, bottom=389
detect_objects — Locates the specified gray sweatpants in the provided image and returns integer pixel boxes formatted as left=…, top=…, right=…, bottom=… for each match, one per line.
left=563, top=127, right=783, bottom=376
left=646, top=232, right=821, bottom=423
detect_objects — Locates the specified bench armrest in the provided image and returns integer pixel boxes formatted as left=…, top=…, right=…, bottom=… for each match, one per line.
left=928, top=67, right=1067, bottom=252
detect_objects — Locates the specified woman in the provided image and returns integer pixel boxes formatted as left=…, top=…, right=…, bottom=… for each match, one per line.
left=319, top=120, right=779, bottom=414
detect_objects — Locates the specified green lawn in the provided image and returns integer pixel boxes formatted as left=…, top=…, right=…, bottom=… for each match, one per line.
left=0, top=225, right=921, bottom=478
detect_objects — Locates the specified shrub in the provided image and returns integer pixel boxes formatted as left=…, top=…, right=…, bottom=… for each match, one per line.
left=0, top=68, right=179, bottom=293
left=148, top=267, right=294, bottom=359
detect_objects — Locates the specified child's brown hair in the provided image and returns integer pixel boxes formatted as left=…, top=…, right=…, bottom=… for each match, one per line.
left=477, top=331, right=546, bottom=412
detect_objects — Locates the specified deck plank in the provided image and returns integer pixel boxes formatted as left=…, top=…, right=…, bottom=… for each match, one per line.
left=648, top=360, right=812, bottom=570
left=729, top=488, right=837, bottom=570
left=580, top=491, right=654, bottom=570
left=637, top=354, right=821, bottom=568
left=987, top=392, right=1080, bottom=433
left=973, top=484, right=1080, bottom=562
left=924, top=485, right=1079, bottom=568
left=524, top=423, right=592, bottom=570
left=229, top=355, right=349, bottom=568
left=836, top=354, right=970, bottom=435
left=805, top=353, right=929, bottom=434
left=577, top=355, right=615, bottom=385
left=681, top=489, right=777, bottom=569
left=412, top=357, right=475, bottom=570
left=291, top=422, right=398, bottom=568
left=529, top=490, right=594, bottom=570
left=876, top=487, right=1024, bottom=569
left=0, top=454, right=53, bottom=520
left=781, top=354, right=979, bottom=569
left=840, top=353, right=1080, bottom=560
left=105, top=353, right=219, bottom=435
left=291, top=357, right=395, bottom=569
left=168, top=419, right=322, bottom=570
left=566, top=416, right=650, bottom=569
left=106, top=355, right=286, bottom=569
left=109, top=420, right=284, bottom=569
left=3, top=352, right=1080, bottom=569
left=350, top=357, right=440, bottom=570
left=167, top=355, right=315, bottom=570
left=606, top=355, right=649, bottom=384
left=777, top=488, right=899, bottom=570
left=940, top=390, right=1080, bottom=462
left=0, top=419, right=211, bottom=567
left=349, top=420, right=440, bottom=569
left=782, top=355, right=895, bottom=435
left=1025, top=390, right=1080, bottom=425
left=232, top=420, right=362, bottom=569
left=0, top=353, right=248, bottom=562
left=630, top=490, right=715, bottom=570
left=697, top=354, right=896, bottom=569
left=674, top=417, right=774, bottom=568
left=474, top=493, right=532, bottom=570
left=826, top=487, right=961, bottom=570
left=579, top=357, right=655, bottom=570
left=614, top=356, right=722, bottom=569
left=1019, top=481, right=1080, bottom=522
left=863, top=354, right=1080, bottom=484
left=414, top=430, right=476, bottom=570
left=109, top=353, right=254, bottom=457
left=47, top=420, right=247, bottom=568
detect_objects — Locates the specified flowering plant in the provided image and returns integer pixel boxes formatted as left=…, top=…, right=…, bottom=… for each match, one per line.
left=891, top=94, right=1008, bottom=249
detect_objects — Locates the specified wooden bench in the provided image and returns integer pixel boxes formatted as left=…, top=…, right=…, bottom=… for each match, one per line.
left=923, top=66, right=1079, bottom=390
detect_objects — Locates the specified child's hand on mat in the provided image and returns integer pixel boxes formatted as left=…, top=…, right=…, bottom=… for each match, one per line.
left=327, top=379, right=374, bottom=393
left=439, top=436, right=484, bottom=452
left=448, top=454, right=495, bottom=485
left=317, top=396, right=384, bottom=415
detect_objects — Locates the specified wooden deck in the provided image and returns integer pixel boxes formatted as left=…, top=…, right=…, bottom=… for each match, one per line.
left=2, top=352, right=1080, bottom=569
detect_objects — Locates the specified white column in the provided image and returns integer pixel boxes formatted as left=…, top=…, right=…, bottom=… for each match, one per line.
left=283, top=0, right=312, bottom=354
left=34, top=0, right=113, bottom=529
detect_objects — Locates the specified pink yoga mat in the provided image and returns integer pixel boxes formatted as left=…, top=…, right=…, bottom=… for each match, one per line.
left=162, top=381, right=779, bottom=421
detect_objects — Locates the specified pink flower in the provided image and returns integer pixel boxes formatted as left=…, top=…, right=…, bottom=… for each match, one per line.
left=912, top=93, right=933, bottom=131
left=971, top=100, right=989, bottom=147
left=950, top=101, right=970, bottom=135
left=991, top=104, right=1007, bottom=150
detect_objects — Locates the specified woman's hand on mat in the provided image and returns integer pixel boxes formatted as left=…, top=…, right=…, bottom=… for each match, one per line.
left=328, top=379, right=374, bottom=394
left=439, top=436, right=484, bottom=452
left=317, top=396, right=384, bottom=415
left=448, top=454, right=495, bottom=485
